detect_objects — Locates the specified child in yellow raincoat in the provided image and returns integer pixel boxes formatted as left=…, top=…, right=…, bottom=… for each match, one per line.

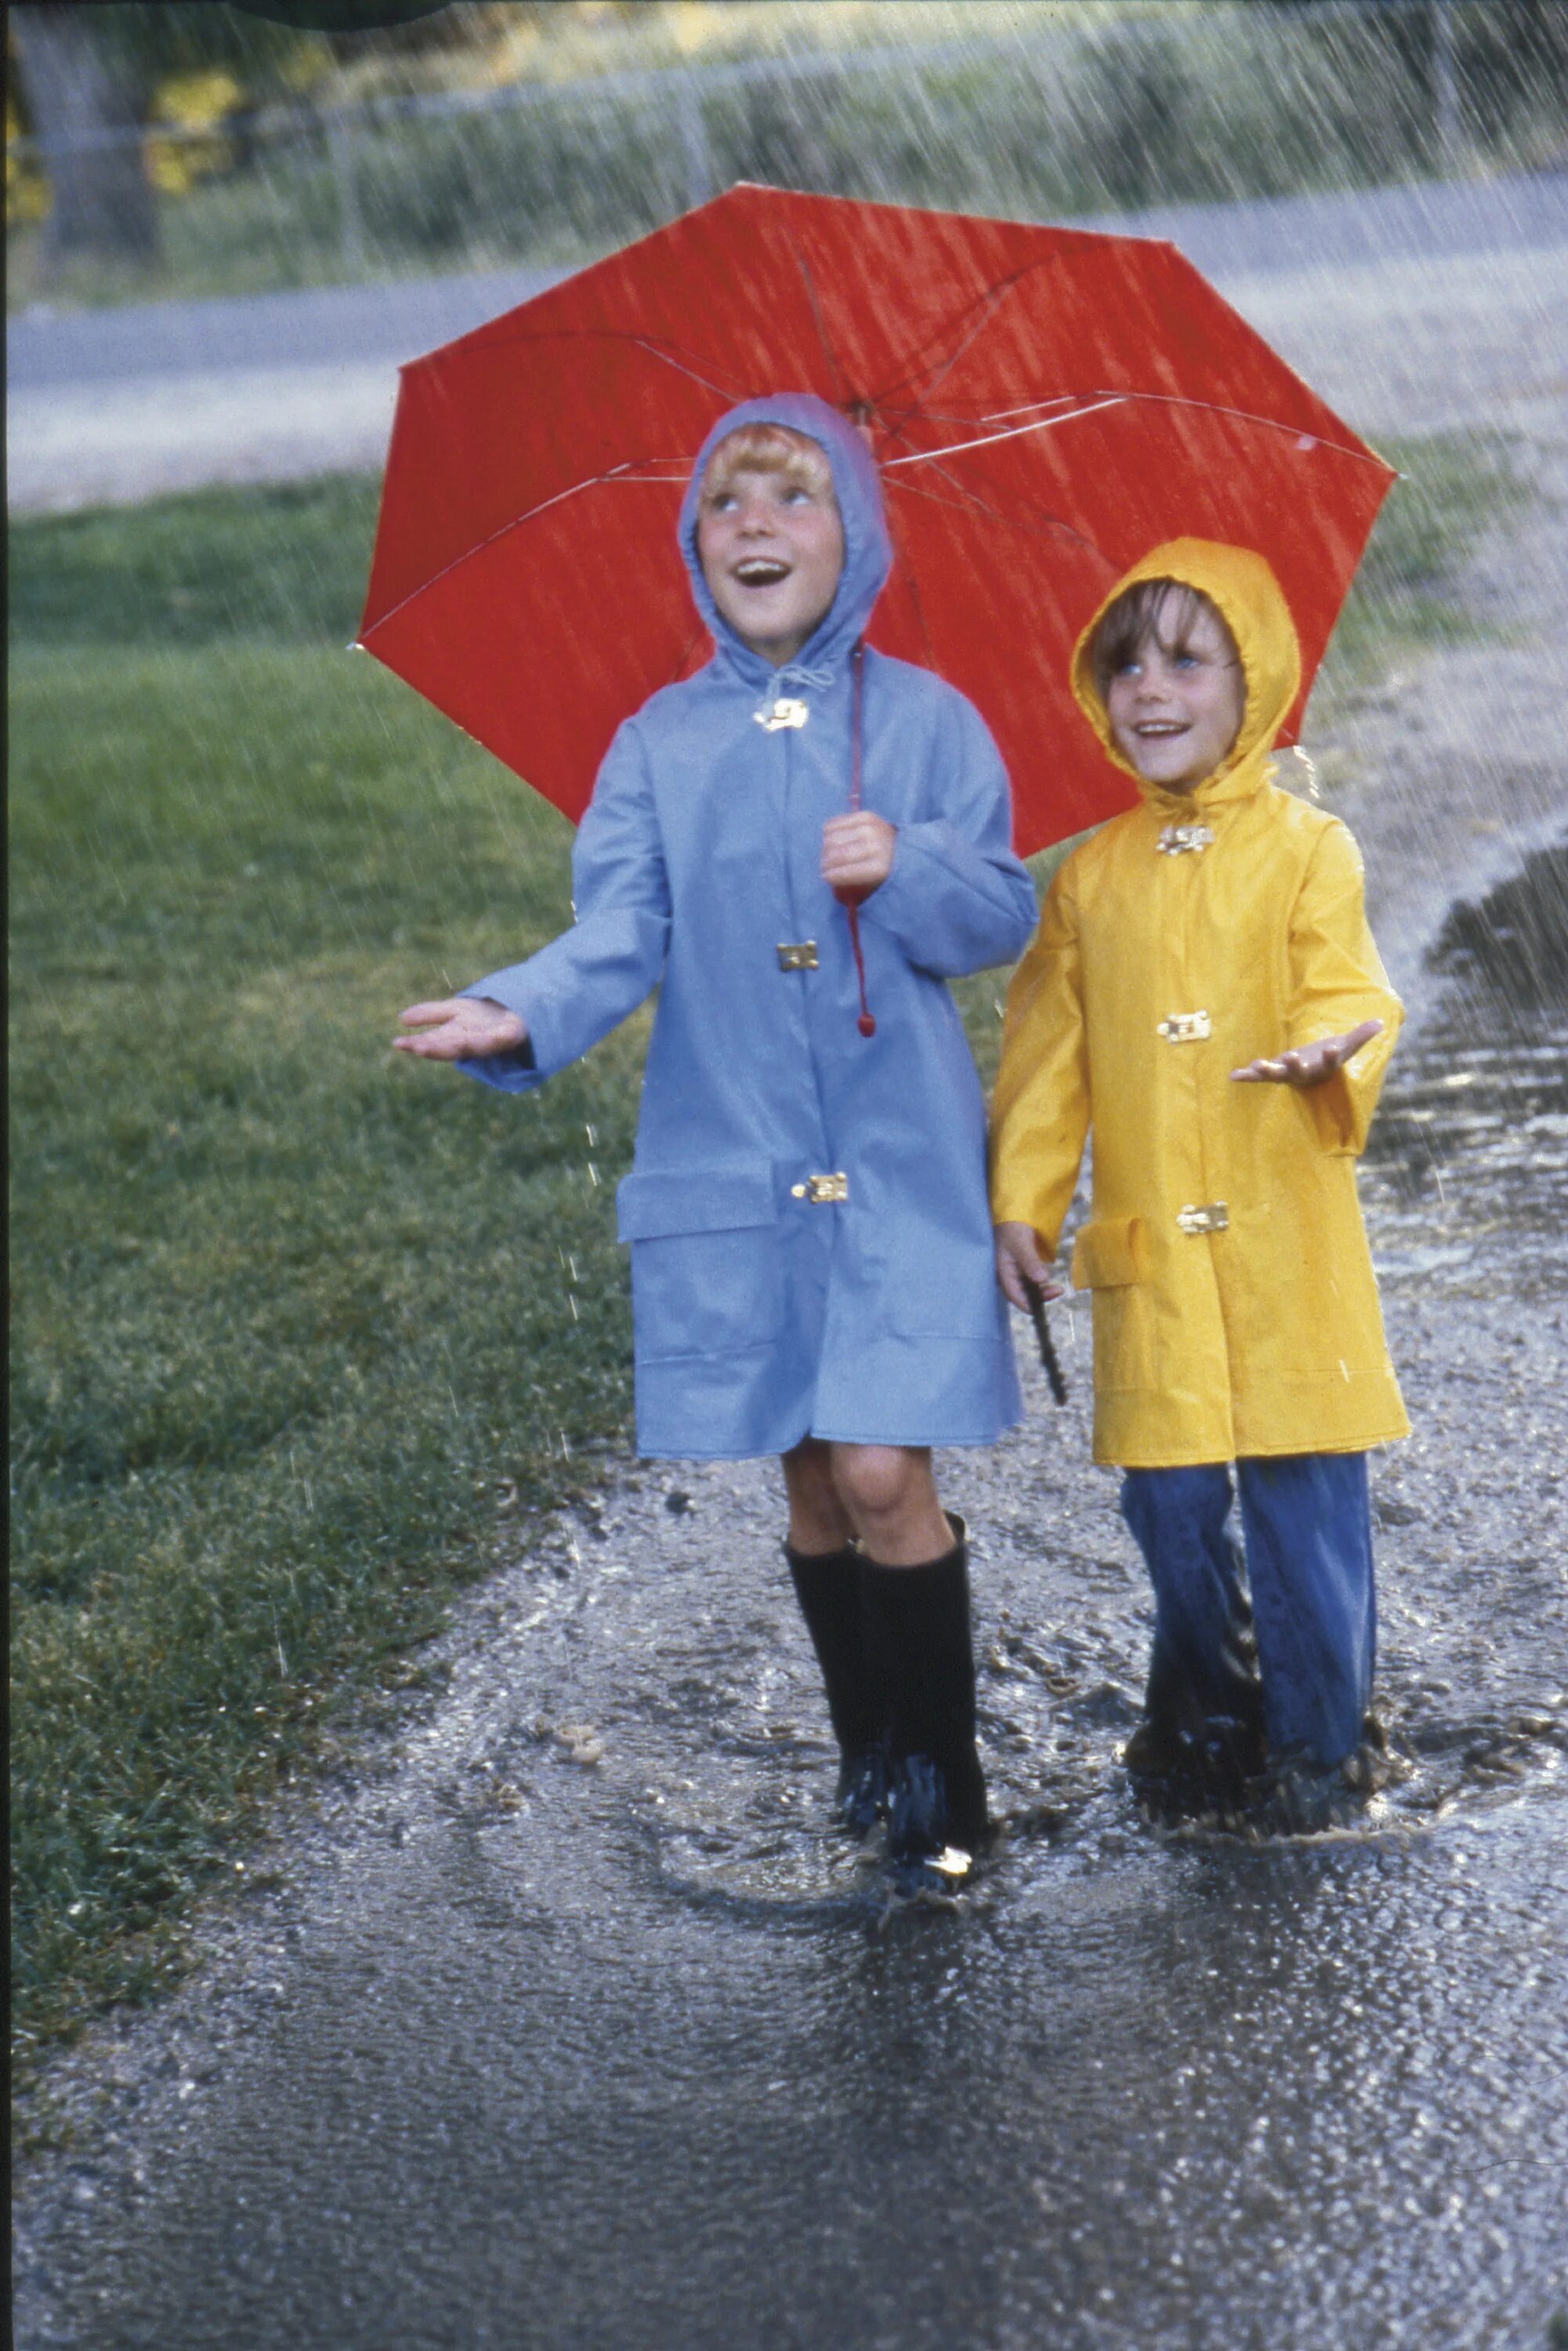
left=990, top=539, right=1408, bottom=1795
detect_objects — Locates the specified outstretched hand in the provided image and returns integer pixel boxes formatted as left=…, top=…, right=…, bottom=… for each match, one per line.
left=1230, top=1017, right=1383, bottom=1089
left=821, top=811, right=896, bottom=897
left=994, top=1220, right=1066, bottom=1313
left=394, top=997, right=527, bottom=1062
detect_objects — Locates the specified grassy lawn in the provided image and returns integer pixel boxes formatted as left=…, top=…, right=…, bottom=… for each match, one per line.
left=10, top=486, right=646, bottom=2057
left=9, top=428, right=1518, bottom=2061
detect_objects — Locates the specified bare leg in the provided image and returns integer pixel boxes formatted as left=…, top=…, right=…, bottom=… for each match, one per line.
left=829, top=1444, right=951, bottom=1566
left=780, top=1435, right=855, bottom=1555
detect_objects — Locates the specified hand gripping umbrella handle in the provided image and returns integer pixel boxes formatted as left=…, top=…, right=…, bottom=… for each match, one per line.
left=832, top=640, right=876, bottom=1039
left=1022, top=1276, right=1069, bottom=1406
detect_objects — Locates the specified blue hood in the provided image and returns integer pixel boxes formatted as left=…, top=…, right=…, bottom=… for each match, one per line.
left=678, top=393, right=894, bottom=689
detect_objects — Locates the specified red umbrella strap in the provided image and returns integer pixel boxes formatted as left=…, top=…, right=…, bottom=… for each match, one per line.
left=851, top=637, right=865, bottom=813
left=844, top=641, right=876, bottom=1039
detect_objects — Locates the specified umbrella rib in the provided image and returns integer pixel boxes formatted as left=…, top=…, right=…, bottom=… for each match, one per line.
left=875, top=415, right=1027, bottom=529
left=979, top=394, right=1110, bottom=423
left=360, top=460, right=689, bottom=640
left=885, top=397, right=1129, bottom=465
left=886, top=463, right=1118, bottom=571
left=883, top=389, right=1389, bottom=469
left=620, top=334, right=753, bottom=404
left=877, top=412, right=1110, bottom=560
left=1099, top=386, right=1392, bottom=466
left=892, top=396, right=1085, bottom=429
left=612, top=333, right=750, bottom=404
left=883, top=471, right=1003, bottom=523
left=878, top=458, right=998, bottom=525
left=781, top=228, right=851, bottom=408
left=865, top=261, right=1046, bottom=415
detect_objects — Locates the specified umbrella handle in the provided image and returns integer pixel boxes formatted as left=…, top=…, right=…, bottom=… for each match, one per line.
left=1022, top=1277, right=1069, bottom=1407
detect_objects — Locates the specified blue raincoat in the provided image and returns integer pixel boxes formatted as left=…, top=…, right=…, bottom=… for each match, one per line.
left=458, top=394, right=1036, bottom=1459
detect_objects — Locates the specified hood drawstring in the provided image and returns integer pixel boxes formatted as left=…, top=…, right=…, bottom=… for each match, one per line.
left=833, top=642, right=877, bottom=1039
left=752, top=658, right=836, bottom=726
left=779, top=659, right=836, bottom=695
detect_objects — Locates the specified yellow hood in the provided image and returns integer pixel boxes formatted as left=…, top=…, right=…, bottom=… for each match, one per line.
left=1070, top=538, right=1302, bottom=814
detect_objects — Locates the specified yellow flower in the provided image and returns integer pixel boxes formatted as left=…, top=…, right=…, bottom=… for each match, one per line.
left=5, top=94, right=49, bottom=225
left=144, top=70, right=243, bottom=197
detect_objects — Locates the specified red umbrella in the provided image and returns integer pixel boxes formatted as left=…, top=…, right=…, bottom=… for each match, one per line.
left=360, top=183, right=1393, bottom=857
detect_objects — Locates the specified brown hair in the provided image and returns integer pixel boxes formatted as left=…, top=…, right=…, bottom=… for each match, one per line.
left=699, top=422, right=835, bottom=505
left=1087, top=577, right=1239, bottom=706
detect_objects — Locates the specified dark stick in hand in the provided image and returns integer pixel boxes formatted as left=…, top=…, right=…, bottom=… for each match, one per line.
left=1022, top=1277, right=1068, bottom=1407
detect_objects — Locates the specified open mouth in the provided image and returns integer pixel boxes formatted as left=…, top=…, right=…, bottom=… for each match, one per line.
left=733, top=558, right=791, bottom=588
left=1133, top=720, right=1190, bottom=739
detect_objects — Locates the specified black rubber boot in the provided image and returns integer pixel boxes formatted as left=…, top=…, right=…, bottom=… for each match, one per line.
left=785, top=1541, right=886, bottom=1835
left=860, top=1520, right=988, bottom=1889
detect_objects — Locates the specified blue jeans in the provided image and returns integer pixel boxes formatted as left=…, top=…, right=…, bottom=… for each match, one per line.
left=1120, top=1454, right=1376, bottom=1770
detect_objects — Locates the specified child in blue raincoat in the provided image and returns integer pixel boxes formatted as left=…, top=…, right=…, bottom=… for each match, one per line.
left=397, top=394, right=1037, bottom=1883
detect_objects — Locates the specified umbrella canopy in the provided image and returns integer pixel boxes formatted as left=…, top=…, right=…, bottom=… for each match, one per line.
left=360, top=183, right=1394, bottom=857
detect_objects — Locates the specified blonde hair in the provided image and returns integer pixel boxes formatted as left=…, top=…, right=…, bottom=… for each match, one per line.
left=699, top=422, right=835, bottom=505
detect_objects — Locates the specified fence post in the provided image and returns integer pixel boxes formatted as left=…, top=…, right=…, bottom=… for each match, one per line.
left=328, top=109, right=365, bottom=273
left=679, top=73, right=712, bottom=210
left=1432, top=0, right=1461, bottom=175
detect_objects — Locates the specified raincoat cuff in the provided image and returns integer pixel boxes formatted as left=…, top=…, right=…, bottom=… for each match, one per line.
left=1303, top=1067, right=1361, bottom=1154
left=867, top=822, right=1035, bottom=973
left=988, top=1187, right=1060, bottom=1258
left=1298, top=1020, right=1396, bottom=1155
left=455, top=982, right=545, bottom=1095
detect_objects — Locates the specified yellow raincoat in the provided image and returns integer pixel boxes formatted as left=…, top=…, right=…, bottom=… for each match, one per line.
left=990, top=539, right=1410, bottom=1469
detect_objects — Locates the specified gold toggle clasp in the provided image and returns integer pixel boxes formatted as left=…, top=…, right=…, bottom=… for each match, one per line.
left=1176, top=1202, right=1229, bottom=1235
left=791, top=1172, right=849, bottom=1204
left=755, top=698, right=809, bottom=732
left=1157, top=1011, right=1212, bottom=1043
left=777, top=941, right=819, bottom=971
left=1157, top=824, right=1214, bottom=855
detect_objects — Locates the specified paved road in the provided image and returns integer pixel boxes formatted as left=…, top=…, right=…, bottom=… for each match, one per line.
left=8, top=172, right=1566, bottom=510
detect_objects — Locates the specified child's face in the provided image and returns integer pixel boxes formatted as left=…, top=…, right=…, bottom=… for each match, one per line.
left=696, top=464, right=845, bottom=667
left=1105, top=595, right=1245, bottom=792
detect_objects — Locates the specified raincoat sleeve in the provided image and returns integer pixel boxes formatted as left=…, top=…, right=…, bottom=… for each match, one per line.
left=863, top=690, right=1038, bottom=977
left=987, top=865, right=1090, bottom=1258
left=455, top=719, right=672, bottom=1096
left=1287, top=818, right=1403, bottom=1156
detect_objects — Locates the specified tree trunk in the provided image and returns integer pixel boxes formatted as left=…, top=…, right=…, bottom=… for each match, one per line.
left=10, top=3, right=160, bottom=277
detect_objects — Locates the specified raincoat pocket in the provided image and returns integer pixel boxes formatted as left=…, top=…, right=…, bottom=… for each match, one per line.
left=1070, top=1216, right=1152, bottom=1394
left=1070, top=1217, right=1149, bottom=1291
left=617, top=1165, right=783, bottom=1361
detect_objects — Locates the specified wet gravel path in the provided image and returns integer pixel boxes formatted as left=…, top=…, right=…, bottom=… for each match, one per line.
left=12, top=979, right=1566, bottom=2347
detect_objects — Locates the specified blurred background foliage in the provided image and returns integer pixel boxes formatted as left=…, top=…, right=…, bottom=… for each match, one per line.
left=8, top=0, right=1566, bottom=306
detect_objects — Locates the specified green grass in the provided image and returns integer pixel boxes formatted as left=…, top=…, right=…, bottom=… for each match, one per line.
left=9, top=424, right=1519, bottom=2060
left=1319, top=426, right=1530, bottom=688
left=10, top=484, right=645, bottom=2056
